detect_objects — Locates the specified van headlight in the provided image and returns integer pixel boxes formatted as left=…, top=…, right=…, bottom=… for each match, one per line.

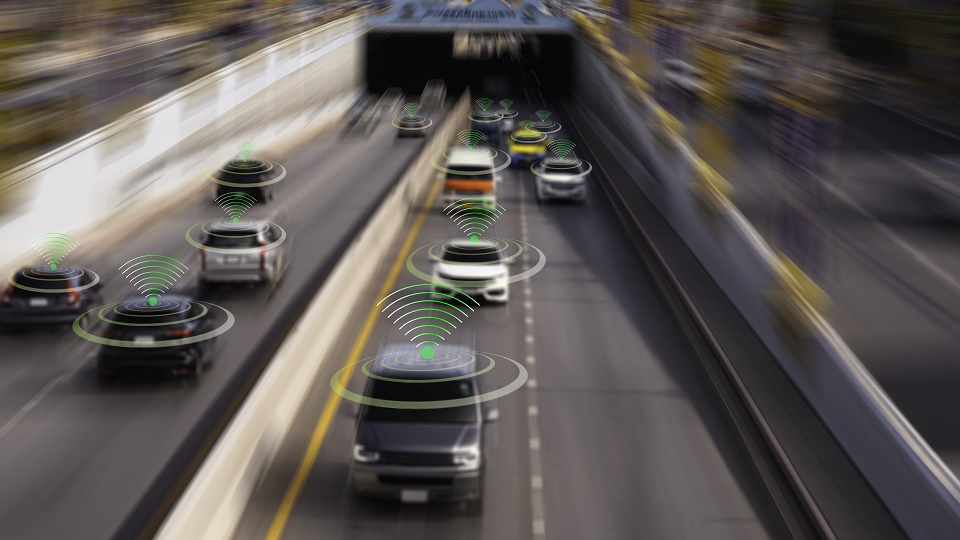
left=353, top=444, right=380, bottom=463
left=453, top=446, right=480, bottom=467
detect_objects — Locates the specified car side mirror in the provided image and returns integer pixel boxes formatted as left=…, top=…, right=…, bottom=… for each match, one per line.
left=484, top=407, right=500, bottom=423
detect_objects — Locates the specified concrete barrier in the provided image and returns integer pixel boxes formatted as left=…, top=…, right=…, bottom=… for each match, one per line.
left=0, top=14, right=363, bottom=276
left=573, top=28, right=960, bottom=538
left=154, top=93, right=471, bottom=540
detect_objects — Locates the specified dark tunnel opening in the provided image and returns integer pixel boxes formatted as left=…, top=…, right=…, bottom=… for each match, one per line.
left=364, top=32, right=572, bottom=98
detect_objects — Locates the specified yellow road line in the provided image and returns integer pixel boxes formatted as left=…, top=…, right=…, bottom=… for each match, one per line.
left=265, top=179, right=441, bottom=540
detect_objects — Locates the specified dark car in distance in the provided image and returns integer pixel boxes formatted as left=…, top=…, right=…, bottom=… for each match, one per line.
left=96, top=294, right=217, bottom=383
left=212, top=158, right=281, bottom=203
left=0, top=267, right=102, bottom=327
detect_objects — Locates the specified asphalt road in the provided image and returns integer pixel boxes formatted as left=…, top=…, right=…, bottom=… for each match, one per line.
left=231, top=104, right=790, bottom=540
left=716, top=99, right=960, bottom=474
left=0, top=111, right=430, bottom=539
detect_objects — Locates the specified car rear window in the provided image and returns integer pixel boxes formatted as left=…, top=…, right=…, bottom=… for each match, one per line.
left=441, top=248, right=501, bottom=263
left=446, top=165, right=492, bottom=181
left=362, top=380, right=478, bottom=423
left=206, top=234, right=261, bottom=248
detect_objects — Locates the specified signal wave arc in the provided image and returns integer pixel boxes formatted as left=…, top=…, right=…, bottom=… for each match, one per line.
left=456, top=129, right=485, bottom=149
left=215, top=192, right=257, bottom=221
left=119, top=255, right=189, bottom=306
left=443, top=199, right=506, bottom=239
left=29, top=233, right=80, bottom=270
left=235, top=142, right=256, bottom=162
left=548, top=139, right=577, bottom=161
left=378, top=284, right=479, bottom=356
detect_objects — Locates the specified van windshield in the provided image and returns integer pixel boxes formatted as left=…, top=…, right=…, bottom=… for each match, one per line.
left=361, top=380, right=478, bottom=423
left=446, top=165, right=492, bottom=181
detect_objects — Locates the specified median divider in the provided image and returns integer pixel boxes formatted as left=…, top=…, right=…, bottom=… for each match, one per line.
left=155, top=93, right=470, bottom=540
left=574, top=25, right=960, bottom=539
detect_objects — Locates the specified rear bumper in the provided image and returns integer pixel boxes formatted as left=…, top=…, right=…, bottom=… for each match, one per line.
left=441, top=192, right=496, bottom=207
left=0, top=307, right=82, bottom=325
left=537, top=179, right=587, bottom=201
left=97, top=345, right=200, bottom=375
left=349, top=463, right=482, bottom=502
left=434, top=278, right=508, bottom=303
left=200, top=266, right=274, bottom=284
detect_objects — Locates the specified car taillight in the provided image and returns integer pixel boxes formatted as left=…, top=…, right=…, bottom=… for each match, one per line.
left=164, top=328, right=192, bottom=338
left=66, top=289, right=80, bottom=305
left=2, top=284, right=11, bottom=304
left=104, top=329, right=124, bottom=339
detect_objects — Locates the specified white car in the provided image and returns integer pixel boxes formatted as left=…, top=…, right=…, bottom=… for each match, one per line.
left=432, top=238, right=509, bottom=303
left=534, top=157, right=589, bottom=202
left=198, top=221, right=290, bottom=285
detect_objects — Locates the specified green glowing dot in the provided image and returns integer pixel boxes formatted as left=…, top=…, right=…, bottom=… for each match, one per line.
left=148, top=297, right=158, bottom=306
left=421, top=346, right=435, bottom=359
left=470, top=235, right=478, bottom=243
left=49, top=263, right=57, bottom=270
left=232, top=217, right=239, bottom=222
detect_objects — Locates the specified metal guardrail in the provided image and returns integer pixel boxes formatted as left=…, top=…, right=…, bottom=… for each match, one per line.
left=574, top=15, right=960, bottom=539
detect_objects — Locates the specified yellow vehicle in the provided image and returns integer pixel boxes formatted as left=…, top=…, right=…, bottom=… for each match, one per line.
left=507, top=128, right=547, bottom=166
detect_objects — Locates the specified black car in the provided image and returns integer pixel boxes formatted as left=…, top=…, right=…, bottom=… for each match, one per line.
left=212, top=158, right=281, bottom=203
left=395, top=115, right=430, bottom=138
left=96, top=295, right=217, bottom=383
left=349, top=343, right=498, bottom=510
left=0, top=267, right=102, bottom=327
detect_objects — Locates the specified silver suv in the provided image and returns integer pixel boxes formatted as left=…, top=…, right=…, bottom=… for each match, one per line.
left=198, top=221, right=289, bottom=285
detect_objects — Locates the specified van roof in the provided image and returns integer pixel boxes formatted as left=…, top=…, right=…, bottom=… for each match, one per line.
left=372, top=342, right=478, bottom=380
left=446, top=147, right=496, bottom=166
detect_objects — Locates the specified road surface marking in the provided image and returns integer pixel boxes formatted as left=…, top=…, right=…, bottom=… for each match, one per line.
left=264, top=179, right=441, bottom=540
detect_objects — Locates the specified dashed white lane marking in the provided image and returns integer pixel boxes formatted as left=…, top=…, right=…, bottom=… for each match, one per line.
left=519, top=176, right=546, bottom=539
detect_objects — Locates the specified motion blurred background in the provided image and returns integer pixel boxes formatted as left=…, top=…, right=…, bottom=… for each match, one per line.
left=2, top=0, right=960, bottom=538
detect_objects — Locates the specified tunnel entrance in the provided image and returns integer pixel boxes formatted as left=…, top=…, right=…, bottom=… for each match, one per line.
left=364, top=31, right=573, bottom=98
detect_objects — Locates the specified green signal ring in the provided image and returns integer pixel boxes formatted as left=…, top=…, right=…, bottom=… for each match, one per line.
left=408, top=239, right=546, bottom=286
left=378, top=353, right=476, bottom=373
left=433, top=239, right=518, bottom=263
left=73, top=301, right=234, bottom=348
left=200, top=220, right=267, bottom=238
left=392, top=116, right=434, bottom=130
left=112, top=302, right=192, bottom=317
left=430, top=147, right=512, bottom=176
left=531, top=159, right=592, bottom=180
left=390, top=351, right=464, bottom=366
left=362, top=355, right=493, bottom=383
left=467, top=111, right=504, bottom=123
left=185, top=220, right=287, bottom=254
left=8, top=268, right=101, bottom=294
left=206, top=161, right=286, bottom=187
left=331, top=351, right=527, bottom=409
left=99, top=303, right=207, bottom=327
